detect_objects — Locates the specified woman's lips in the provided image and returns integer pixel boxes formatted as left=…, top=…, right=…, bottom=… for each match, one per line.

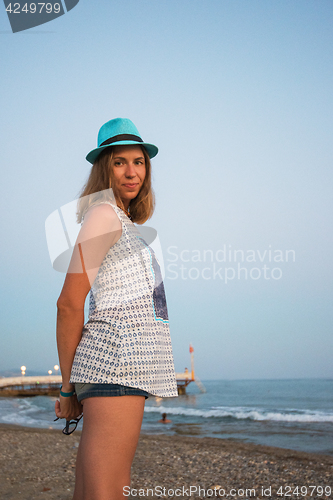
left=123, top=183, right=138, bottom=188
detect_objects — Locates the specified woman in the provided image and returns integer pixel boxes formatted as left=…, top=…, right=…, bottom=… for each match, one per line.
left=55, top=118, right=178, bottom=500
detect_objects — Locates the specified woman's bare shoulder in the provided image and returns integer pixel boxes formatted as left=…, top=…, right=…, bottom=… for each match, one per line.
left=78, top=203, right=122, bottom=242
left=84, top=202, right=120, bottom=222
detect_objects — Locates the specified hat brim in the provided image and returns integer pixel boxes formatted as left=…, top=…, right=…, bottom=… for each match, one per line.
left=86, top=141, right=158, bottom=164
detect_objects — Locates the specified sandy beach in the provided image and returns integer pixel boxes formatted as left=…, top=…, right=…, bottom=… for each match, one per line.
left=0, top=424, right=332, bottom=500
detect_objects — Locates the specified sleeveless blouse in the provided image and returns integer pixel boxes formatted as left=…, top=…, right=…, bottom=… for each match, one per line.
left=70, top=203, right=178, bottom=398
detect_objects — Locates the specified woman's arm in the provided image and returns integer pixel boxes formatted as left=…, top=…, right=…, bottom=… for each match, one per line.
left=55, top=204, right=122, bottom=420
left=56, top=268, right=90, bottom=392
left=55, top=270, right=89, bottom=419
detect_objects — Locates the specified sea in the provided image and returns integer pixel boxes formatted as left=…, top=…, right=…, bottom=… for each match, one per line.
left=0, top=379, right=332, bottom=456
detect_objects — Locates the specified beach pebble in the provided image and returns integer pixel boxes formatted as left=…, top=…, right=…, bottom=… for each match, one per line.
left=0, top=427, right=332, bottom=500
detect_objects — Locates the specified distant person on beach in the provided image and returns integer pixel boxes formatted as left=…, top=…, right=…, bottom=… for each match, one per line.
left=158, top=412, right=172, bottom=423
left=54, top=118, right=178, bottom=500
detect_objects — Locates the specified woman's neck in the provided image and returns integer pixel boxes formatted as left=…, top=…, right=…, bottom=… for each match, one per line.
left=117, top=203, right=131, bottom=220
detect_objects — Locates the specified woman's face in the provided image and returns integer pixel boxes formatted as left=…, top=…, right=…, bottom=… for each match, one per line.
left=111, top=145, right=146, bottom=209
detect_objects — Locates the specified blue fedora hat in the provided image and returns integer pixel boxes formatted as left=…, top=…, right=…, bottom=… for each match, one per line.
left=86, top=118, right=158, bottom=164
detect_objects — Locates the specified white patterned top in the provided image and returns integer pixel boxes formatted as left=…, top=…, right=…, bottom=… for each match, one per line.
left=70, top=203, right=178, bottom=398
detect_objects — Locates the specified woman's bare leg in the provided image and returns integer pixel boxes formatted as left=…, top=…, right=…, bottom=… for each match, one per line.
left=73, top=395, right=145, bottom=500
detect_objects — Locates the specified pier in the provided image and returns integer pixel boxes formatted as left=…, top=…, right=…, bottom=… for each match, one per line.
left=175, top=344, right=206, bottom=394
left=0, top=345, right=205, bottom=397
left=0, top=376, right=62, bottom=397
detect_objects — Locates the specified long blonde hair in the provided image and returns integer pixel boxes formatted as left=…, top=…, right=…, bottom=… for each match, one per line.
left=77, top=146, right=155, bottom=224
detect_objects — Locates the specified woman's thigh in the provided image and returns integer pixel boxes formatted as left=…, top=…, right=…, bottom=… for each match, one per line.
left=75, top=396, right=145, bottom=500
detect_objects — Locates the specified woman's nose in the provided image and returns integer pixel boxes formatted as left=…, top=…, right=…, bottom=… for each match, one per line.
left=125, top=163, right=136, bottom=177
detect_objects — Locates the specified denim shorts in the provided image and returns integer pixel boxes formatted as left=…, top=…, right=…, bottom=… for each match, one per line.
left=74, top=382, right=150, bottom=403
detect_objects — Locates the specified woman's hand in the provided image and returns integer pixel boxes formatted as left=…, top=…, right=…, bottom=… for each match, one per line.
left=55, top=395, right=83, bottom=421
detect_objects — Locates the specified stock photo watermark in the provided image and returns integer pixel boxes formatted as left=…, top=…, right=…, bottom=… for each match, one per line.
left=123, top=484, right=331, bottom=498
left=166, top=245, right=296, bottom=283
left=45, top=189, right=164, bottom=280
left=3, top=0, right=80, bottom=33
left=45, top=190, right=295, bottom=287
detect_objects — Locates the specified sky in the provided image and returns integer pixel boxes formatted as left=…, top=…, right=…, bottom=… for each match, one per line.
left=0, top=0, right=332, bottom=380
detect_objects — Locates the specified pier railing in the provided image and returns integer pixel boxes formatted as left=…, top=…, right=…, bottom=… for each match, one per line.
left=0, top=376, right=62, bottom=397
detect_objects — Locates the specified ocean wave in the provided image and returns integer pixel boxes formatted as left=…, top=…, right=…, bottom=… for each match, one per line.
left=0, top=397, right=59, bottom=428
left=1, top=412, right=43, bottom=426
left=144, top=405, right=333, bottom=423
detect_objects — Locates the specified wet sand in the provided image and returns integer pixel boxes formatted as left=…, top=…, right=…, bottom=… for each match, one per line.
left=0, top=424, right=332, bottom=499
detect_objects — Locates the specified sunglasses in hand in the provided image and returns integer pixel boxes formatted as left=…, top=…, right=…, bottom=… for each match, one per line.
left=54, top=414, right=83, bottom=435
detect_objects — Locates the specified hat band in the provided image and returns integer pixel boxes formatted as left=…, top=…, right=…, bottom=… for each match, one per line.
left=100, top=134, right=143, bottom=147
